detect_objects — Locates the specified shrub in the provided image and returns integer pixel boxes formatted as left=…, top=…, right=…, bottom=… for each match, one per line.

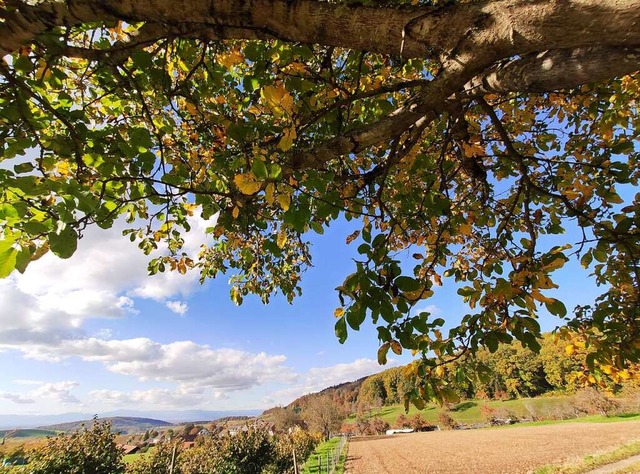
left=407, top=414, right=430, bottom=431
left=523, top=402, right=543, bottom=421
left=480, top=403, right=497, bottom=422
left=339, top=423, right=357, bottom=436
left=355, top=417, right=370, bottom=435
left=269, top=430, right=320, bottom=474
left=573, top=387, right=621, bottom=416
left=437, top=412, right=457, bottom=430
left=28, top=419, right=125, bottom=474
left=127, top=443, right=180, bottom=474
left=395, top=414, right=410, bottom=429
left=368, top=417, right=390, bottom=435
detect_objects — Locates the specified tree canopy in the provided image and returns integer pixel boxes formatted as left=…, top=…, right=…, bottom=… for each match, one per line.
left=1, top=0, right=639, bottom=406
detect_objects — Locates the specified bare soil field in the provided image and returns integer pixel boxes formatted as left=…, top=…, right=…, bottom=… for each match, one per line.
left=345, top=421, right=640, bottom=473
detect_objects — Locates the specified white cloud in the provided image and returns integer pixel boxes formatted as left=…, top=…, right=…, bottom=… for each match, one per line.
left=0, top=215, right=215, bottom=352
left=0, top=381, right=80, bottom=406
left=90, top=387, right=204, bottom=408
left=264, top=358, right=396, bottom=406
left=2, top=336, right=295, bottom=395
left=166, top=300, right=188, bottom=316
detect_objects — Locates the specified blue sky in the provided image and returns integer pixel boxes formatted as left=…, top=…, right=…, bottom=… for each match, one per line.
left=0, top=204, right=601, bottom=416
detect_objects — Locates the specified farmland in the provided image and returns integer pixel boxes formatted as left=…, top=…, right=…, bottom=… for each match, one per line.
left=343, top=395, right=630, bottom=428
left=344, top=420, right=640, bottom=473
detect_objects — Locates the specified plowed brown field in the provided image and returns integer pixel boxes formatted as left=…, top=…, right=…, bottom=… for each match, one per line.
left=345, top=421, right=640, bottom=473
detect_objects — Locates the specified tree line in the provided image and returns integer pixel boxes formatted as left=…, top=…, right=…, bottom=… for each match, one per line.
left=310, top=333, right=639, bottom=415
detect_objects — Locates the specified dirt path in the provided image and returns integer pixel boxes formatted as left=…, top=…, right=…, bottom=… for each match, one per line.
left=586, top=453, right=640, bottom=473
left=345, top=421, right=640, bottom=474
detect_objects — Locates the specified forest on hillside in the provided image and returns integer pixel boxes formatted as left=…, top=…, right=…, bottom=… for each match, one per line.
left=287, top=334, right=638, bottom=417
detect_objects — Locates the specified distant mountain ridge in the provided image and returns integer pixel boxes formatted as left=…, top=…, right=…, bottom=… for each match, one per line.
left=0, top=409, right=263, bottom=430
left=40, top=416, right=172, bottom=434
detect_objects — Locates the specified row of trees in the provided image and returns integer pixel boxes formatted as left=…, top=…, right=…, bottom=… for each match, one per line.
left=1, top=420, right=319, bottom=474
left=128, top=428, right=318, bottom=474
left=357, top=334, right=638, bottom=409
left=269, top=394, right=344, bottom=440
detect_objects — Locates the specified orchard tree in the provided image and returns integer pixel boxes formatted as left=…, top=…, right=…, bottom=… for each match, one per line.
left=1, top=0, right=640, bottom=406
left=302, top=395, right=343, bottom=440
left=27, top=419, right=125, bottom=474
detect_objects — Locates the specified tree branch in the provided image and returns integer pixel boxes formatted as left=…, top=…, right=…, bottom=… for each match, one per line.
left=463, top=47, right=640, bottom=97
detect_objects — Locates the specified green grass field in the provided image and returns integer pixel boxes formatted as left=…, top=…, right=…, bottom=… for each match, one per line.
left=123, top=450, right=149, bottom=465
left=346, top=395, right=640, bottom=428
left=0, top=429, right=57, bottom=439
left=301, top=437, right=347, bottom=474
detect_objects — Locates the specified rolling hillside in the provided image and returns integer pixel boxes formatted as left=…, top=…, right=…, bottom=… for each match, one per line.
left=40, top=416, right=172, bottom=435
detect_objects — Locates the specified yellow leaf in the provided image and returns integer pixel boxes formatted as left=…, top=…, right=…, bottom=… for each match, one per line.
left=185, top=102, right=197, bottom=116
left=277, top=230, right=287, bottom=249
left=545, top=257, right=567, bottom=271
left=334, top=308, right=344, bottom=318
left=277, top=193, right=291, bottom=211
left=234, top=173, right=262, bottom=195
left=183, top=203, right=197, bottom=216
left=35, top=58, right=51, bottom=80
left=531, top=290, right=555, bottom=304
left=435, top=366, right=445, bottom=377
left=217, top=50, right=245, bottom=69
left=390, top=341, right=402, bottom=355
left=403, top=288, right=433, bottom=301
left=278, top=127, right=297, bottom=151
left=565, top=344, right=575, bottom=356
left=265, top=183, right=275, bottom=205
left=232, top=206, right=240, bottom=219
left=458, top=223, right=472, bottom=236
left=262, top=83, right=296, bottom=116
left=462, top=142, right=485, bottom=158
left=619, top=369, right=631, bottom=380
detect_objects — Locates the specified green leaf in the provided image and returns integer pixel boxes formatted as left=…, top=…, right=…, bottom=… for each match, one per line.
left=377, top=342, right=390, bottom=365
left=412, top=396, right=426, bottom=410
left=0, top=238, right=18, bottom=278
left=243, top=76, right=260, bottom=92
left=346, top=304, right=366, bottom=331
left=13, top=162, right=34, bottom=174
left=395, top=276, right=420, bottom=292
left=251, top=158, right=268, bottom=179
left=545, top=299, right=567, bottom=317
left=377, top=326, right=392, bottom=342
left=335, top=317, right=347, bottom=344
left=485, top=333, right=499, bottom=353
left=0, top=203, right=19, bottom=221
left=48, top=226, right=78, bottom=259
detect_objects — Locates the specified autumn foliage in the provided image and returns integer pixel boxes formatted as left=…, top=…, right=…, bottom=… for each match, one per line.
left=1, top=0, right=640, bottom=406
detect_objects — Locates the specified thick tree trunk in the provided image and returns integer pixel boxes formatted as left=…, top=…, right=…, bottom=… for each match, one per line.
left=2, top=0, right=639, bottom=172
left=2, top=0, right=640, bottom=62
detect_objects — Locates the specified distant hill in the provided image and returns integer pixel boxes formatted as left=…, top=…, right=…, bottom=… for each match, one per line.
left=264, top=375, right=370, bottom=415
left=0, top=409, right=263, bottom=430
left=40, top=417, right=172, bottom=435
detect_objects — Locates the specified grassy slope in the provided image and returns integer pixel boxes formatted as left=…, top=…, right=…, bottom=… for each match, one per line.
left=346, top=396, right=640, bottom=427
left=534, top=440, right=640, bottom=473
